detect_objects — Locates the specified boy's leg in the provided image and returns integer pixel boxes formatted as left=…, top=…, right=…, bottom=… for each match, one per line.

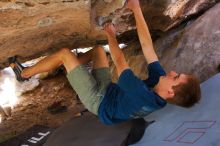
left=90, top=46, right=111, bottom=95
left=77, top=45, right=109, bottom=69
left=21, top=45, right=109, bottom=78
left=19, top=46, right=109, bottom=114
left=21, top=48, right=80, bottom=78
left=67, top=46, right=110, bottom=114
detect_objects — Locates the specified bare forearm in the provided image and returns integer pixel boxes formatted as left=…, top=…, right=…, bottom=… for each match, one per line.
left=133, top=7, right=158, bottom=63
left=106, top=34, right=129, bottom=75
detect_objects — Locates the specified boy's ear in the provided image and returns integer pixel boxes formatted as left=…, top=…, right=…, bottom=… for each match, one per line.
left=168, top=88, right=174, bottom=98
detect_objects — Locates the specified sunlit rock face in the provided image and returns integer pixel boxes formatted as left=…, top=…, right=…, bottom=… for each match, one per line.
left=0, top=0, right=218, bottom=68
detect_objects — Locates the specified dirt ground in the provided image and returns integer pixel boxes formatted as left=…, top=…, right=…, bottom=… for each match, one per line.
left=0, top=72, right=85, bottom=142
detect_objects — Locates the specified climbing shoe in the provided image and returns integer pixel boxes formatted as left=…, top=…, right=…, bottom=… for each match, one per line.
left=8, top=56, right=29, bottom=82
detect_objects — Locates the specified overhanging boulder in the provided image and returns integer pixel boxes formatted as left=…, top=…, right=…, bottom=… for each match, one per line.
left=0, top=0, right=218, bottom=68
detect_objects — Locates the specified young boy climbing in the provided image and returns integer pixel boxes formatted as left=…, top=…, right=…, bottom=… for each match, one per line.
left=9, top=0, right=201, bottom=125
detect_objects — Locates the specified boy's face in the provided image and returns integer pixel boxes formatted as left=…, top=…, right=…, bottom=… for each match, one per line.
left=158, top=71, right=188, bottom=98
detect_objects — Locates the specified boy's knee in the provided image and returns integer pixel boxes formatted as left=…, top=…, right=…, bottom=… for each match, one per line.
left=58, top=48, right=78, bottom=65
left=93, top=46, right=105, bottom=55
left=59, top=48, right=76, bottom=60
left=58, top=48, right=80, bottom=72
left=60, top=48, right=72, bottom=56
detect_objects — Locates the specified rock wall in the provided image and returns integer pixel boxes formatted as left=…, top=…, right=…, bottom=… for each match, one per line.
left=156, top=3, right=220, bottom=82
left=0, top=0, right=218, bottom=68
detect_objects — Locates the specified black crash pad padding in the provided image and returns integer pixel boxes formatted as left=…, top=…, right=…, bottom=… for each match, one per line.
left=1, top=125, right=54, bottom=146
left=44, top=112, right=148, bottom=146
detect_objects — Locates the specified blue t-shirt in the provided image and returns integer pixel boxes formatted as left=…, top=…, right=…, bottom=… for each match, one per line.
left=98, top=61, right=167, bottom=125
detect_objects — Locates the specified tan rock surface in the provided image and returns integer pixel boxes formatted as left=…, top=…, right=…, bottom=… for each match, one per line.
left=0, top=0, right=218, bottom=68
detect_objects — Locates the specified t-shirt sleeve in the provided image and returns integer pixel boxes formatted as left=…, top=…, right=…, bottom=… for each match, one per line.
left=118, top=69, right=146, bottom=93
left=144, top=61, right=166, bottom=88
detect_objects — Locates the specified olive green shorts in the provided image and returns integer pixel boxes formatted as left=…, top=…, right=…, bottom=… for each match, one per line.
left=66, top=65, right=111, bottom=115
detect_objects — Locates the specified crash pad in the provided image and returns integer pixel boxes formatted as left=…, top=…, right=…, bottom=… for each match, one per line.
left=133, top=73, right=220, bottom=146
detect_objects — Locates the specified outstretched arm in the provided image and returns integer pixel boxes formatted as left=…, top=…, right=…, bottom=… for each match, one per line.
left=127, top=0, right=158, bottom=64
left=104, top=23, right=129, bottom=76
